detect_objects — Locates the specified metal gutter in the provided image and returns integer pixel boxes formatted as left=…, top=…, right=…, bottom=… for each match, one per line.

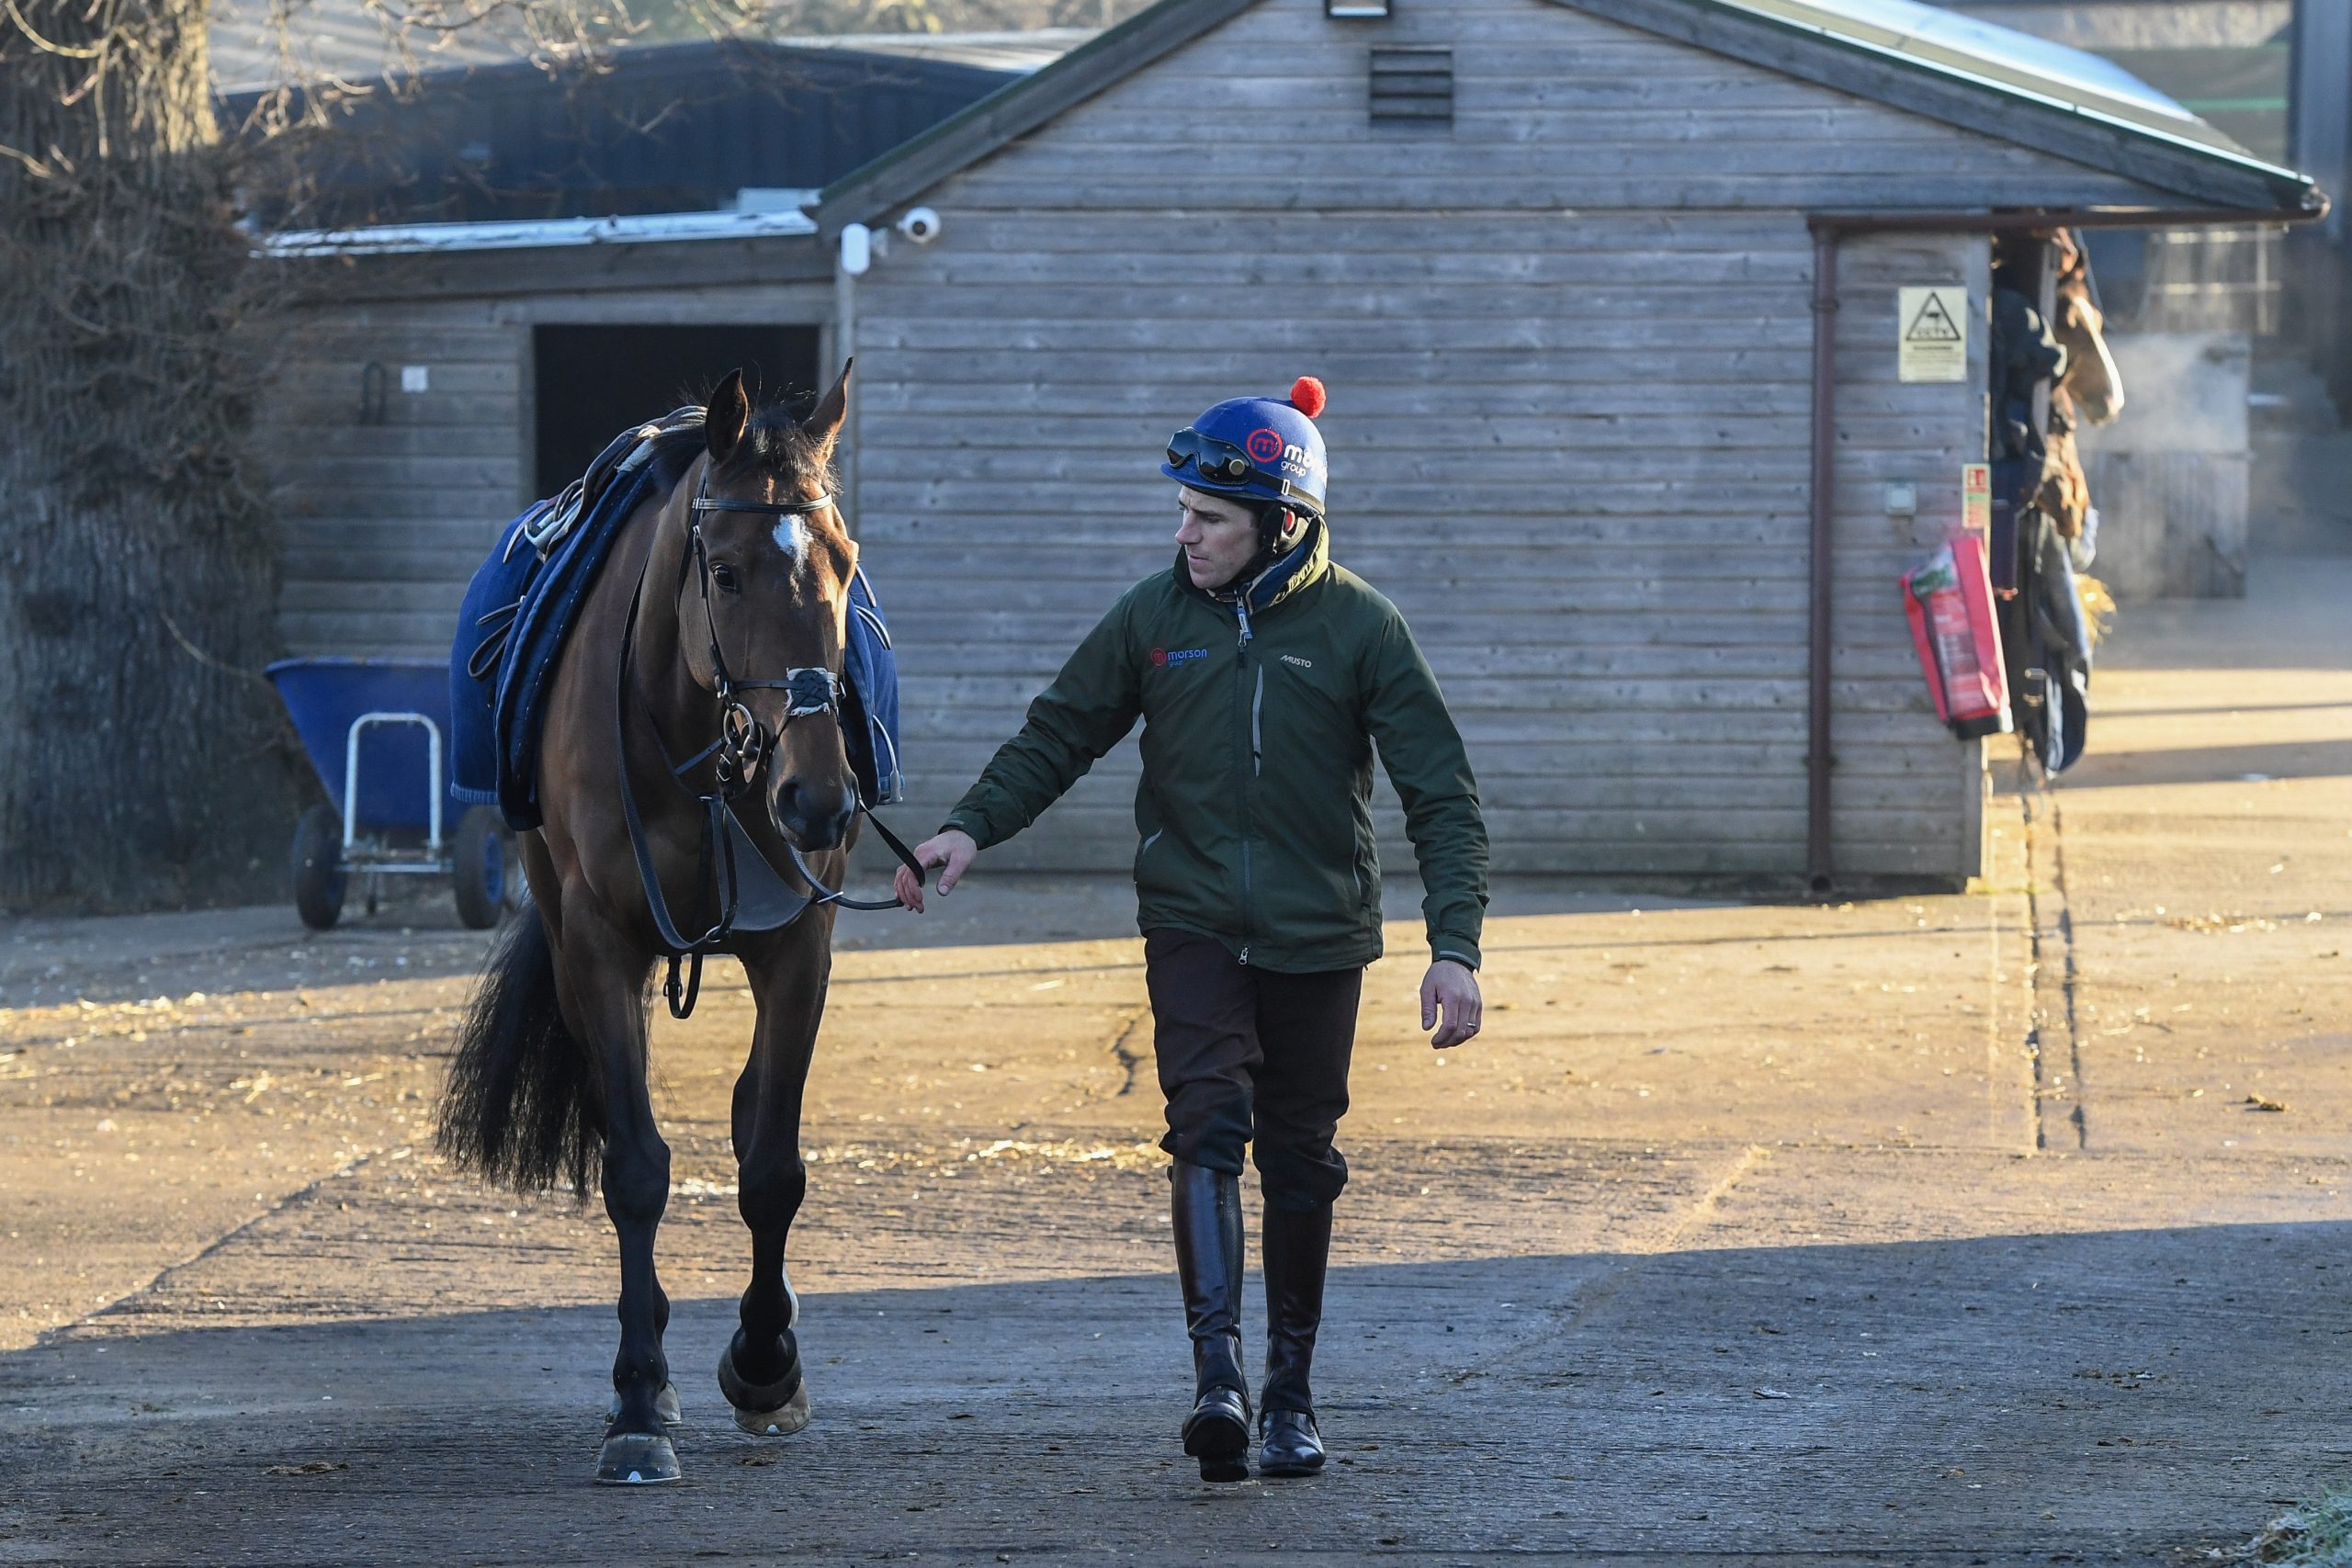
left=1806, top=225, right=1842, bottom=896
left=1808, top=203, right=2324, bottom=239
left=1800, top=197, right=2328, bottom=895
left=262, top=208, right=819, bottom=258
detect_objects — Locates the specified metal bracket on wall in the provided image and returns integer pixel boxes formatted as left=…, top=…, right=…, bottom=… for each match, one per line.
left=358, top=361, right=390, bottom=426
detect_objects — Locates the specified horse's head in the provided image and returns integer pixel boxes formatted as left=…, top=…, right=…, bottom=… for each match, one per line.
left=677, top=363, right=861, bottom=852
left=2050, top=232, right=2126, bottom=425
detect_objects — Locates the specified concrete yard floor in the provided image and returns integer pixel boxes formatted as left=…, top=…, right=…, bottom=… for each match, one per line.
left=1, top=558, right=2347, bottom=1565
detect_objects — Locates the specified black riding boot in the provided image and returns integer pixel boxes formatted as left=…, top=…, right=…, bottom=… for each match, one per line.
left=1170, top=1160, right=1251, bottom=1482
left=1259, top=1201, right=1333, bottom=1477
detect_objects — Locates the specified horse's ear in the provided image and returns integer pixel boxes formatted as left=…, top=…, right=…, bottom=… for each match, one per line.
left=707, top=369, right=751, bottom=465
left=805, top=358, right=852, bottom=461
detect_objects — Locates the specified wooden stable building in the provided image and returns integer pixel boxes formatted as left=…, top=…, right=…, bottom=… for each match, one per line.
left=256, top=0, right=2319, bottom=891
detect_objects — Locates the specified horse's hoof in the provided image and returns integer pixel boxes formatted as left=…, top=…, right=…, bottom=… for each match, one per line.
left=730, top=1381, right=811, bottom=1438
left=718, top=1340, right=811, bottom=1438
left=604, top=1382, right=683, bottom=1428
left=594, top=1430, right=682, bottom=1485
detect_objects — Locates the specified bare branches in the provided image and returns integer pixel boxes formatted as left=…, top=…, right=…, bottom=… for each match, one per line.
left=0, top=137, right=61, bottom=175
left=2, top=0, right=107, bottom=57
left=0, top=0, right=304, bottom=908
left=157, top=607, right=278, bottom=691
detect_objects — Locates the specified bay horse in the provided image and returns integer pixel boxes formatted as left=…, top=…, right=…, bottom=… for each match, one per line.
left=437, top=366, right=870, bottom=1484
left=2026, top=230, right=2129, bottom=544
left=2050, top=228, right=2124, bottom=427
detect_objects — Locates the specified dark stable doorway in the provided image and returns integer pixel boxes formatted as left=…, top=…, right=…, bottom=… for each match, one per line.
left=533, top=323, right=821, bottom=496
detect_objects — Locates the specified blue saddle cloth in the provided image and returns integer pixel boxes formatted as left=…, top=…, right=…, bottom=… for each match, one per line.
left=449, top=454, right=902, bottom=833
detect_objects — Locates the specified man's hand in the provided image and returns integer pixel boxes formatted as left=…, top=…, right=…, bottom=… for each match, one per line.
left=1420, top=959, right=1481, bottom=1049
left=893, top=829, right=978, bottom=913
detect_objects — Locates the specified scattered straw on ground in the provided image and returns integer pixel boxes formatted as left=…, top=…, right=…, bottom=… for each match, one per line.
left=2214, top=1488, right=2352, bottom=1565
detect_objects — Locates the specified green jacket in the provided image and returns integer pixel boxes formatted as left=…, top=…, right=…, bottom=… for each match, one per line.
left=944, top=523, right=1488, bottom=973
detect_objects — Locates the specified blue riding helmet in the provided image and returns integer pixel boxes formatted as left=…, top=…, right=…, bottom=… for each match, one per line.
left=1161, top=377, right=1329, bottom=519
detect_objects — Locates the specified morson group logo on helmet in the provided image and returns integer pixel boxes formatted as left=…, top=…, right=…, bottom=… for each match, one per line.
left=1246, top=425, right=1321, bottom=486
left=1160, top=378, right=1329, bottom=516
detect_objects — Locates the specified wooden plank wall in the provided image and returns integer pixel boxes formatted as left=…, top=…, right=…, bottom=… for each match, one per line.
left=256, top=282, right=834, bottom=660
left=259, top=301, right=526, bottom=659
left=844, top=0, right=2165, bottom=884
left=1828, top=231, right=1995, bottom=883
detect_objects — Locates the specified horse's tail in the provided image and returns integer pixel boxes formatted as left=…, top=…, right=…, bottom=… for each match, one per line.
left=436, top=911, right=605, bottom=1196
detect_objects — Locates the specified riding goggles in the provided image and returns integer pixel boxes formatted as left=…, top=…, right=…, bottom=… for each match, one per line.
left=1164, top=428, right=1269, bottom=488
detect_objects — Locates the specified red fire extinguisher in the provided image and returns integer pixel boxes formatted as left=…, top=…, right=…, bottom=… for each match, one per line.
left=1903, top=531, right=2012, bottom=739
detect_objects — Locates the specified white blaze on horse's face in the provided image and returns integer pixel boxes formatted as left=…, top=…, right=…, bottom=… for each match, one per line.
left=772, top=514, right=811, bottom=561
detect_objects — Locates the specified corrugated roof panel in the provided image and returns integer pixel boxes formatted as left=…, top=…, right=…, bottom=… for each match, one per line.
left=261, top=208, right=820, bottom=256
left=1718, top=0, right=2255, bottom=157
left=773, top=28, right=1097, bottom=74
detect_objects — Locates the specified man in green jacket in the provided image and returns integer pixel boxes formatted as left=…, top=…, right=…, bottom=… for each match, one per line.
left=894, top=377, right=1488, bottom=1482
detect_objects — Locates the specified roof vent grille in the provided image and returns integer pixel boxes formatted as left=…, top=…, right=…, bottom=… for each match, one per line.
left=1369, top=46, right=1452, bottom=127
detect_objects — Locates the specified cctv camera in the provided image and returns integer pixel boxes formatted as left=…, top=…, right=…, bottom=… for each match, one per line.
left=896, top=207, right=942, bottom=244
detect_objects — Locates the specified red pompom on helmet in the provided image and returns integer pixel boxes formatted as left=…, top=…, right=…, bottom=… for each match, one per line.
left=1289, top=377, right=1327, bottom=420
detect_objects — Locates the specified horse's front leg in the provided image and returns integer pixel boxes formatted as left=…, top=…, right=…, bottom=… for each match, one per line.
left=559, top=897, right=679, bottom=1484
left=720, top=918, right=832, bottom=1437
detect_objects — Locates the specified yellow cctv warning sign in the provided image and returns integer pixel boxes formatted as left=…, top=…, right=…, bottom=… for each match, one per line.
left=1898, top=286, right=1968, bottom=383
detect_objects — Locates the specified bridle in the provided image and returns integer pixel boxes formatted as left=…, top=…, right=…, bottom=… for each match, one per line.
left=616, top=465, right=922, bottom=1019
left=683, top=476, right=845, bottom=796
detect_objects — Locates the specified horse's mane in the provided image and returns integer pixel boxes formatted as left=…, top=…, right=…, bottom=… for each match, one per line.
left=640, top=397, right=835, bottom=500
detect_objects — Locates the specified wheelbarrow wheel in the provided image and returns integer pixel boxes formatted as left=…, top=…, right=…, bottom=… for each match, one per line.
left=452, top=806, right=512, bottom=931
left=292, top=805, right=346, bottom=931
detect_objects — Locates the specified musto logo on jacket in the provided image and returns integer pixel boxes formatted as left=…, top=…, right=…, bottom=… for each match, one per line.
left=1151, top=647, right=1210, bottom=669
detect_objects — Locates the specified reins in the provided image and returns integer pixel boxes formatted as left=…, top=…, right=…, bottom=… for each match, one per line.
left=616, top=466, right=923, bottom=1020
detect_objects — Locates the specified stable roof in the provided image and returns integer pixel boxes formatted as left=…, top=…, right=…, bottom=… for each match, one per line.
left=1718, top=0, right=2248, bottom=156
left=775, top=28, right=1099, bottom=74
left=817, top=0, right=2321, bottom=233
left=210, top=0, right=1093, bottom=95
left=239, top=36, right=1050, bottom=236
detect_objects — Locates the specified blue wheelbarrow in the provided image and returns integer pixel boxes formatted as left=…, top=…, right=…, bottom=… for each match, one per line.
left=266, top=658, right=518, bottom=931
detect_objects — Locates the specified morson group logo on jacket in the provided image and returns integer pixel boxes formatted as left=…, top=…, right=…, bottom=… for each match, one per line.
left=1150, top=646, right=1210, bottom=669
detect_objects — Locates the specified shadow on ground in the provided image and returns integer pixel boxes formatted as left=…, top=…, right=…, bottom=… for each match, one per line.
left=2059, top=738, right=2352, bottom=789
left=6, top=1222, right=2348, bottom=1566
